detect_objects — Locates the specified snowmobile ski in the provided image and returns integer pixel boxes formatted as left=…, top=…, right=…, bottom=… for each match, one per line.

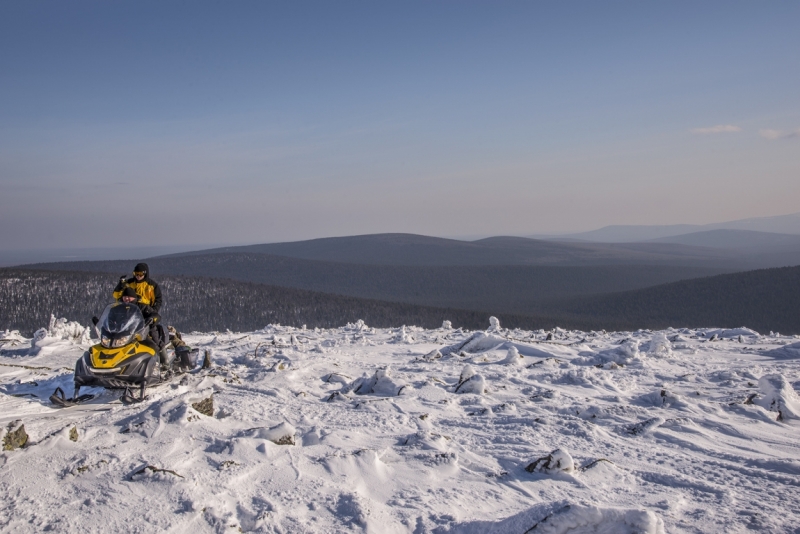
left=120, top=383, right=148, bottom=405
left=49, top=387, right=95, bottom=408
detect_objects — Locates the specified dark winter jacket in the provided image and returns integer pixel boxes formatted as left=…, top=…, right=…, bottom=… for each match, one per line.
left=113, top=262, right=163, bottom=312
left=117, top=287, right=161, bottom=324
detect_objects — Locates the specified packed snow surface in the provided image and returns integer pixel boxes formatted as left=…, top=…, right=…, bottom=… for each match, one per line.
left=1, top=318, right=800, bottom=533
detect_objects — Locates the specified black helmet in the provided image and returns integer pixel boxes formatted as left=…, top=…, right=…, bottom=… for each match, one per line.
left=121, top=287, right=139, bottom=300
left=133, top=263, right=148, bottom=277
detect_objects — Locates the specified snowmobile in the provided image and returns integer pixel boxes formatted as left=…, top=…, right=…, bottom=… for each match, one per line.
left=49, top=302, right=198, bottom=407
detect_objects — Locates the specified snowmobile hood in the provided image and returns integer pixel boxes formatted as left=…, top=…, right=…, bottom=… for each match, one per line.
left=90, top=342, right=157, bottom=369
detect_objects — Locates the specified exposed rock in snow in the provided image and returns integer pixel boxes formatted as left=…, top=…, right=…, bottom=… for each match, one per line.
left=1, top=420, right=28, bottom=451
left=191, top=396, right=214, bottom=416
left=246, top=422, right=297, bottom=445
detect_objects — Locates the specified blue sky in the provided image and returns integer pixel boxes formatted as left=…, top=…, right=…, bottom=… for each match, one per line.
left=1, top=1, right=798, bottom=250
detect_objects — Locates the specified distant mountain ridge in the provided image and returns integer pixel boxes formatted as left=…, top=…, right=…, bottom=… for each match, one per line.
left=537, top=211, right=800, bottom=242
left=156, top=232, right=800, bottom=269
left=647, top=229, right=800, bottom=250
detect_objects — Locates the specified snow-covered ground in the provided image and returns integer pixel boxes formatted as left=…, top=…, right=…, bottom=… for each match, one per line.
left=1, top=317, right=799, bottom=533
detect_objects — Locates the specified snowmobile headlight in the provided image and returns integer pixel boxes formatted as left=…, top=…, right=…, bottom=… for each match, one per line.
left=112, top=337, right=129, bottom=348
left=101, top=336, right=111, bottom=347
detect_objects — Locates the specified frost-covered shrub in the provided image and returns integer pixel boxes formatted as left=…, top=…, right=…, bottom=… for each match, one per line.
left=454, top=366, right=485, bottom=394
left=455, top=375, right=486, bottom=394
left=647, top=333, right=672, bottom=357
left=393, top=325, right=414, bottom=344
left=525, top=449, right=575, bottom=474
left=501, top=346, right=524, bottom=366
left=756, top=374, right=800, bottom=421
left=48, top=314, right=88, bottom=341
left=354, top=367, right=407, bottom=396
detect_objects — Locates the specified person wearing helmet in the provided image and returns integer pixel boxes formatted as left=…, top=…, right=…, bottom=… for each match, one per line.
left=118, top=287, right=165, bottom=350
left=113, top=262, right=162, bottom=312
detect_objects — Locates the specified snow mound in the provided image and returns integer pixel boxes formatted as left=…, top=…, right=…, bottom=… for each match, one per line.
left=524, top=504, right=665, bottom=534
left=756, top=374, right=800, bottom=421
left=591, top=339, right=641, bottom=365
left=702, top=327, right=759, bottom=339
left=764, top=341, right=800, bottom=359
left=442, top=332, right=505, bottom=355
left=441, top=332, right=555, bottom=358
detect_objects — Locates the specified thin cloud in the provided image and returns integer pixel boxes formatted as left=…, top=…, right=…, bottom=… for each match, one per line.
left=759, top=128, right=800, bottom=140
left=690, top=125, right=742, bottom=135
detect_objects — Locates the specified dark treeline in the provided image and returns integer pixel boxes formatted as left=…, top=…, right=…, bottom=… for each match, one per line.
left=4, top=266, right=797, bottom=336
left=24, top=254, right=726, bottom=317
left=542, top=266, right=800, bottom=334
left=0, top=269, right=602, bottom=335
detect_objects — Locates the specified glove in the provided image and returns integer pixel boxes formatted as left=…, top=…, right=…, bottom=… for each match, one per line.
left=120, top=275, right=127, bottom=285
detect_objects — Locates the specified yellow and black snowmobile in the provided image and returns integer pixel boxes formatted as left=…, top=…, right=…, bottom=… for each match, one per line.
left=50, top=302, right=198, bottom=407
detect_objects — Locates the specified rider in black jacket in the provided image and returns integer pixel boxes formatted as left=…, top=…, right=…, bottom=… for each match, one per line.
left=119, top=287, right=165, bottom=349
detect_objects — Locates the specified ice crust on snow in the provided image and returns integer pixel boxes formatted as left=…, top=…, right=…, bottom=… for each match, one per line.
left=1, top=319, right=799, bottom=532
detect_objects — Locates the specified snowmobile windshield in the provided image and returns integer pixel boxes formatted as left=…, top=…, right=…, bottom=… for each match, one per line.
left=97, top=303, right=146, bottom=348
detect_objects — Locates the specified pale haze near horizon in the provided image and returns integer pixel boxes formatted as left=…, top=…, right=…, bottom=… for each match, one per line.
left=1, top=1, right=799, bottom=252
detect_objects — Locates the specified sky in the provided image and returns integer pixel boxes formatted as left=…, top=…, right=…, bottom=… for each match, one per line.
left=1, top=0, right=799, bottom=252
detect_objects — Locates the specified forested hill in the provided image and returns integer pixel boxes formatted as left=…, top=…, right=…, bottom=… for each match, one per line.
left=543, top=265, right=800, bottom=334
left=0, top=269, right=593, bottom=335
left=21, top=255, right=727, bottom=317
